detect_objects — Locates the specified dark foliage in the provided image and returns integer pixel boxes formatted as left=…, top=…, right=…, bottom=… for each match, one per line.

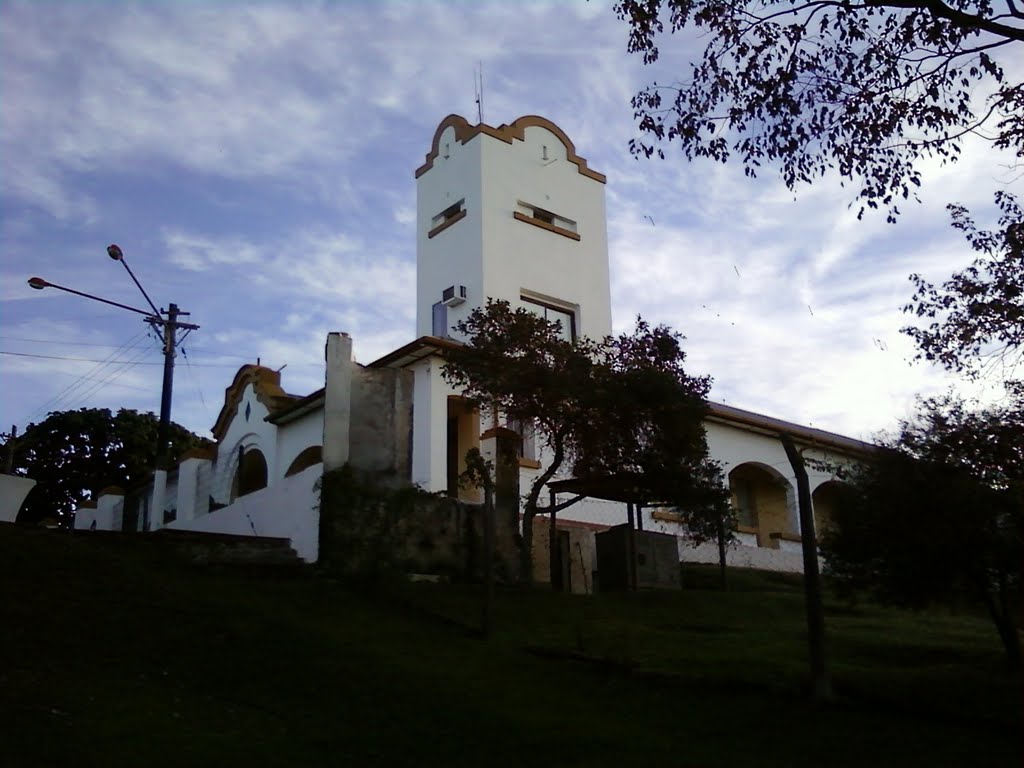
left=443, top=300, right=729, bottom=583
left=6, top=408, right=210, bottom=526
left=821, top=390, right=1023, bottom=672
left=616, top=0, right=1022, bottom=222
left=903, top=192, right=1023, bottom=378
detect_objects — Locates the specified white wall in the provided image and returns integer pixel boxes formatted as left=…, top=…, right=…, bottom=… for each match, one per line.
left=705, top=419, right=842, bottom=496
left=480, top=123, right=611, bottom=340
left=74, top=490, right=125, bottom=531
left=411, top=358, right=452, bottom=492
left=679, top=538, right=805, bottom=573
left=416, top=117, right=611, bottom=342
left=0, top=474, right=35, bottom=523
left=537, top=416, right=857, bottom=573
left=167, top=463, right=321, bottom=562
left=72, top=505, right=96, bottom=530
left=416, top=123, right=485, bottom=338
left=214, top=382, right=279, bottom=503
left=276, top=409, right=323, bottom=479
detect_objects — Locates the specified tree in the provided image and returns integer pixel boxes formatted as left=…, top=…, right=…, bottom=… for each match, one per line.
left=616, top=2, right=1023, bottom=378
left=780, top=433, right=832, bottom=699
left=571, top=319, right=734, bottom=585
left=443, top=300, right=725, bottom=585
left=6, top=408, right=211, bottom=527
left=616, top=0, right=1022, bottom=223
left=820, top=390, right=1022, bottom=672
left=903, top=191, right=1023, bottom=378
left=460, top=447, right=499, bottom=636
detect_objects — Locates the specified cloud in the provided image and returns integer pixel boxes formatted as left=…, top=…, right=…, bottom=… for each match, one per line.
left=1, top=0, right=1016, bottom=443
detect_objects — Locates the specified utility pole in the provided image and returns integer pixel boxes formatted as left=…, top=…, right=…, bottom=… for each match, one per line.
left=150, top=302, right=194, bottom=470
left=28, top=245, right=198, bottom=527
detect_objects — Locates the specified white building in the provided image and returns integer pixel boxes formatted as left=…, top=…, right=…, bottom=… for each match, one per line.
left=76, top=114, right=872, bottom=587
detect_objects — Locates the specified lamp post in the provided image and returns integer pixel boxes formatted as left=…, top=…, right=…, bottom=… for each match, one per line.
left=28, top=245, right=199, bottom=530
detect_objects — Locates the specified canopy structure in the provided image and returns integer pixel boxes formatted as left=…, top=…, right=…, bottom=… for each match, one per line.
left=546, top=474, right=669, bottom=591
left=547, top=473, right=667, bottom=506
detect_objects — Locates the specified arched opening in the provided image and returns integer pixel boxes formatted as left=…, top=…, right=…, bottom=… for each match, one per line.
left=231, top=448, right=268, bottom=501
left=728, top=463, right=795, bottom=547
left=811, top=480, right=847, bottom=539
left=285, top=446, right=322, bottom=477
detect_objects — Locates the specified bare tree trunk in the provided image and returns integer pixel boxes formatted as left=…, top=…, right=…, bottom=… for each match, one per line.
left=716, top=513, right=728, bottom=591
left=627, top=502, right=638, bottom=591
left=991, top=603, right=1021, bottom=676
left=780, top=433, right=832, bottom=702
left=482, top=485, right=495, bottom=638
left=549, top=488, right=559, bottom=591
left=519, top=440, right=566, bottom=587
left=520, top=507, right=536, bottom=586
left=979, top=572, right=1021, bottom=675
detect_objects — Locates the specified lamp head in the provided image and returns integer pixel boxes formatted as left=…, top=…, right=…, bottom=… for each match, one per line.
left=107, top=244, right=123, bottom=261
left=27, top=277, right=48, bottom=290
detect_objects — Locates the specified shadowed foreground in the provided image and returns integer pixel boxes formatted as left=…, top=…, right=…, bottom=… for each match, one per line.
left=1, top=527, right=1018, bottom=768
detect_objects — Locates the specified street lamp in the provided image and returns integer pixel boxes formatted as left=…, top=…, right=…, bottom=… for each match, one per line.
left=28, top=246, right=199, bottom=529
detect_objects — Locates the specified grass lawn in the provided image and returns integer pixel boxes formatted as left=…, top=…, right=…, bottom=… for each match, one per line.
left=1, top=526, right=1018, bottom=767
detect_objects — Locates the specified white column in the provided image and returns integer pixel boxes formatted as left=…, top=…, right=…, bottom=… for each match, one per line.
left=73, top=502, right=98, bottom=530
left=150, top=470, right=167, bottom=531
left=176, top=457, right=210, bottom=522
left=411, top=360, right=449, bottom=491
left=96, top=487, right=125, bottom=531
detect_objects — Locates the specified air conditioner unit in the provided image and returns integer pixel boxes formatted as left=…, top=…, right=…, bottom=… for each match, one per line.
left=441, top=285, right=467, bottom=307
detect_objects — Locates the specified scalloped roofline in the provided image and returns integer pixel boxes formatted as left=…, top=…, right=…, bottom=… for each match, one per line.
left=415, top=114, right=606, bottom=183
left=211, top=365, right=300, bottom=443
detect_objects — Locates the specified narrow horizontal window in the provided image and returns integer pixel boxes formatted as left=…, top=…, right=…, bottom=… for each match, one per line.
left=514, top=201, right=579, bottom=241
left=428, top=199, right=466, bottom=238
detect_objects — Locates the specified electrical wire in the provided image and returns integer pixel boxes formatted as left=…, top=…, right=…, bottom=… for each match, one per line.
left=181, top=347, right=212, bottom=424
left=0, top=335, right=153, bottom=348
left=72, top=342, right=160, bottom=406
left=1, top=350, right=246, bottom=367
left=0, top=335, right=257, bottom=360
left=25, top=331, right=150, bottom=420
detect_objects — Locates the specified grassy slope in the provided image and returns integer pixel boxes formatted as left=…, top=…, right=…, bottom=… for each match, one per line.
left=1, top=527, right=1018, bottom=768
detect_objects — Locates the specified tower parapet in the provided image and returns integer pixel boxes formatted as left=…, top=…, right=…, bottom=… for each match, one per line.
left=415, top=114, right=612, bottom=344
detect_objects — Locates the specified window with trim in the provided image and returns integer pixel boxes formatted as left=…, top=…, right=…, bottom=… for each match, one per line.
left=428, top=199, right=466, bottom=238
left=506, top=418, right=538, bottom=464
left=432, top=301, right=449, bottom=337
left=733, top=479, right=758, bottom=528
left=522, top=295, right=576, bottom=343
left=514, top=201, right=579, bottom=240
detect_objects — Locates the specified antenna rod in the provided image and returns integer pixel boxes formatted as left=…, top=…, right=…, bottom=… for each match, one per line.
left=478, top=63, right=484, bottom=123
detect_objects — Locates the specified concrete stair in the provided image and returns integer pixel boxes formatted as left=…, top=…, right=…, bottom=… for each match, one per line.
left=151, top=529, right=305, bottom=568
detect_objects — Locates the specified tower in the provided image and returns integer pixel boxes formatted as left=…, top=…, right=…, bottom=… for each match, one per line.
left=415, top=114, right=612, bottom=343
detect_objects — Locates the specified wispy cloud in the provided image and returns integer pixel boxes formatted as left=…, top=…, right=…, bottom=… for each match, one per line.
left=0, top=0, right=1015, bottom=442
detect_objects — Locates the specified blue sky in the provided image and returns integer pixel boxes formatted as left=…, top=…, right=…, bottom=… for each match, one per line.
left=1, top=1, right=1016, bottom=444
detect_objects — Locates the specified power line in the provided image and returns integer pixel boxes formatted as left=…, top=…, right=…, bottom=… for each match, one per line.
left=182, top=348, right=212, bottom=424
left=0, top=335, right=257, bottom=360
left=73, top=342, right=159, bottom=406
left=26, top=331, right=152, bottom=421
left=0, top=335, right=147, bottom=348
left=0, top=350, right=245, bottom=367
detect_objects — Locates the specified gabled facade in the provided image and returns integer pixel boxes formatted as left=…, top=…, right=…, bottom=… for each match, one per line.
left=79, top=113, right=871, bottom=585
